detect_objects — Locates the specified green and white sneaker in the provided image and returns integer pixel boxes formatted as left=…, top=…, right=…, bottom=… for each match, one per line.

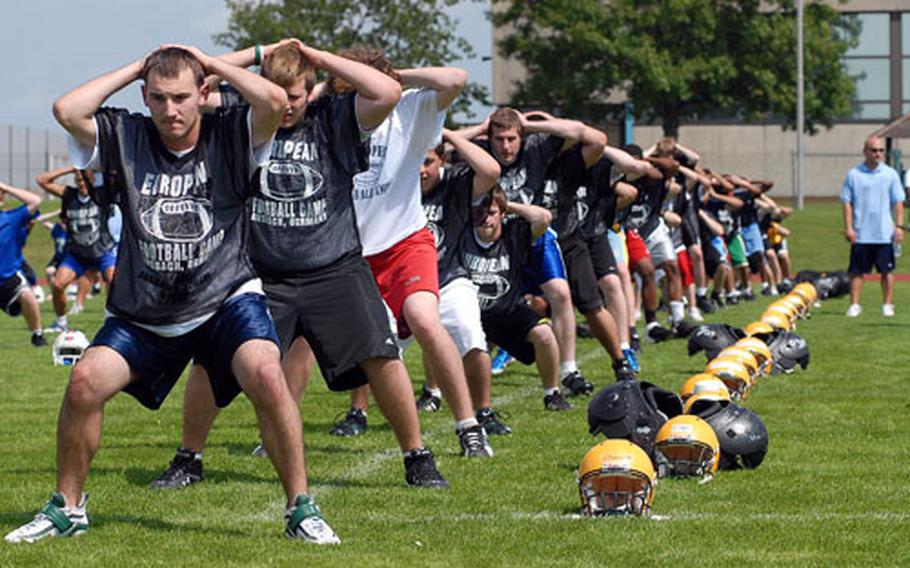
left=5, top=493, right=89, bottom=543
left=284, top=494, right=340, bottom=545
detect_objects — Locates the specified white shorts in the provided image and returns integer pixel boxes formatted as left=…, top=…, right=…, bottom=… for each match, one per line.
left=439, top=277, right=487, bottom=358
left=643, top=221, right=676, bottom=267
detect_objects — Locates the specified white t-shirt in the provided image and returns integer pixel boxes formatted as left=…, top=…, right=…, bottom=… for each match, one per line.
left=352, top=88, right=446, bottom=256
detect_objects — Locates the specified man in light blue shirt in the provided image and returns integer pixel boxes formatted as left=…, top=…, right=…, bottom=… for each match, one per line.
left=840, top=135, right=905, bottom=317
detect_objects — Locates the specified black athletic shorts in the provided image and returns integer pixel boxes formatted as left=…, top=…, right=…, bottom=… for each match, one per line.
left=0, top=272, right=27, bottom=316
left=262, top=253, right=399, bottom=392
left=681, top=216, right=701, bottom=248
left=559, top=233, right=604, bottom=314
left=848, top=243, right=895, bottom=275
left=585, top=234, right=618, bottom=280
left=481, top=302, right=547, bottom=365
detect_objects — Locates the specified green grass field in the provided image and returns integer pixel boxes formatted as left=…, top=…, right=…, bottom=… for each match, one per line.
left=1, top=201, right=908, bottom=566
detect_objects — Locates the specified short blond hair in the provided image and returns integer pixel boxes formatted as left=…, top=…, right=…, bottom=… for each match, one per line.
left=262, top=44, right=316, bottom=90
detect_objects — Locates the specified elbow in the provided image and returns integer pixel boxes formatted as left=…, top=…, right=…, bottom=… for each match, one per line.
left=383, top=80, right=403, bottom=109
left=52, top=97, right=75, bottom=131
left=268, top=86, right=289, bottom=114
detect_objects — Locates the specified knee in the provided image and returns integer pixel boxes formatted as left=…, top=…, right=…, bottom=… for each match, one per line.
left=528, top=325, right=557, bottom=351
left=65, top=362, right=106, bottom=411
left=247, top=360, right=288, bottom=403
left=545, top=282, right=571, bottom=307
left=407, top=311, right=443, bottom=343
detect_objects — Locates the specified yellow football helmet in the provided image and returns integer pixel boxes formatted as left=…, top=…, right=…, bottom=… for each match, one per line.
left=679, top=374, right=729, bottom=402
left=734, top=337, right=773, bottom=375
left=766, top=303, right=798, bottom=325
left=715, top=347, right=760, bottom=379
left=704, top=357, right=752, bottom=400
left=683, top=389, right=732, bottom=415
left=760, top=311, right=791, bottom=331
left=780, top=294, right=807, bottom=318
left=577, top=439, right=656, bottom=517
left=744, top=320, right=775, bottom=337
left=792, top=282, right=818, bottom=307
left=654, top=415, right=720, bottom=479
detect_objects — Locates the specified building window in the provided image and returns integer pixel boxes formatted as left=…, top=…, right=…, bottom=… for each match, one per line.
left=841, top=12, right=891, bottom=120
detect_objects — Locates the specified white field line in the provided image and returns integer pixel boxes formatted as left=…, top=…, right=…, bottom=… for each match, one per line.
left=244, top=346, right=609, bottom=521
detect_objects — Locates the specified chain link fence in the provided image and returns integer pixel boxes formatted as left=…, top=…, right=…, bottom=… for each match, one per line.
left=0, top=124, right=70, bottom=192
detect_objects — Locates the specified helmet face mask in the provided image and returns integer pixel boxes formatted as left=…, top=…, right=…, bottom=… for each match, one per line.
left=654, top=416, right=720, bottom=480
left=577, top=439, right=656, bottom=517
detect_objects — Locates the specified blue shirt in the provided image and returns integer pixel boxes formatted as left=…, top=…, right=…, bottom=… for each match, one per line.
left=840, top=162, right=903, bottom=244
left=1, top=205, right=31, bottom=279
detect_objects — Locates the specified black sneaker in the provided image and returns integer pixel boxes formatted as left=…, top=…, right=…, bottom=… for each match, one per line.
left=476, top=407, right=512, bottom=435
left=672, top=319, right=696, bottom=338
left=696, top=295, right=717, bottom=314
left=646, top=324, right=674, bottom=343
left=760, top=286, right=773, bottom=296
left=726, top=294, right=740, bottom=305
left=544, top=391, right=572, bottom=411
left=150, top=448, right=203, bottom=490
left=630, top=329, right=643, bottom=353
left=576, top=321, right=593, bottom=338
left=404, top=449, right=449, bottom=488
left=329, top=408, right=367, bottom=437
left=457, top=424, right=493, bottom=458
left=613, top=359, right=636, bottom=382
left=31, top=333, right=48, bottom=347
left=415, top=385, right=441, bottom=412
left=561, top=370, right=594, bottom=396
left=741, top=288, right=755, bottom=301
left=711, top=291, right=725, bottom=309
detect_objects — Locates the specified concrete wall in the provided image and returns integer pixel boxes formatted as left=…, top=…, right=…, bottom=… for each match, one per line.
left=633, top=122, right=910, bottom=199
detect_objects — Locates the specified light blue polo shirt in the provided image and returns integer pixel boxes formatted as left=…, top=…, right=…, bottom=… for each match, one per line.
left=840, top=162, right=903, bottom=244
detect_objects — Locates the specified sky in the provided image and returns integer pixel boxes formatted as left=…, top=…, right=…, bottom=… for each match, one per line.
left=0, top=0, right=493, bottom=131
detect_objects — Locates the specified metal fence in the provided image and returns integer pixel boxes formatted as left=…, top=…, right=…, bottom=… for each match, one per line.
left=0, top=124, right=70, bottom=191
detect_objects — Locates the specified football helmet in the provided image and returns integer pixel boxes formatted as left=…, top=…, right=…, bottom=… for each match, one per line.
left=704, top=357, right=752, bottom=400
left=714, top=347, right=760, bottom=380
left=687, top=399, right=769, bottom=470
left=766, top=331, right=810, bottom=374
left=577, top=439, right=656, bottom=517
left=679, top=374, right=729, bottom=402
left=766, top=302, right=798, bottom=325
left=780, top=294, right=807, bottom=318
left=744, top=321, right=776, bottom=338
left=686, top=323, right=745, bottom=359
left=53, top=330, right=90, bottom=366
left=682, top=389, right=732, bottom=415
left=734, top=337, right=773, bottom=375
left=654, top=415, right=720, bottom=480
left=587, top=381, right=682, bottom=458
left=760, top=311, right=791, bottom=331
left=792, top=282, right=818, bottom=306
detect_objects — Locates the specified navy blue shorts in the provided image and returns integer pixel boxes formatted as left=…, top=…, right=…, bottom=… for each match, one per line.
left=848, top=243, right=895, bottom=275
left=92, top=293, right=279, bottom=410
left=60, top=249, right=118, bottom=277
left=522, top=228, right=568, bottom=295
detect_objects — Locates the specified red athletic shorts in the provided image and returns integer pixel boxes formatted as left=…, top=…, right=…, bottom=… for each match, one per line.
left=677, top=249, right=694, bottom=288
left=625, top=228, right=651, bottom=270
left=366, top=227, right=439, bottom=338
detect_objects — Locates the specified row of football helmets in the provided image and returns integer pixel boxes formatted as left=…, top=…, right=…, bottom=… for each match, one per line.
left=576, top=282, right=817, bottom=517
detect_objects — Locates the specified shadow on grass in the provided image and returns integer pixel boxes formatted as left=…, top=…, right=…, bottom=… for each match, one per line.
left=122, top=467, right=273, bottom=488
left=0, top=510, right=242, bottom=536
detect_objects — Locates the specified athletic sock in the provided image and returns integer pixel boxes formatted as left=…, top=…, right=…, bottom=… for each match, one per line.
left=620, top=341, right=631, bottom=350
left=57, top=315, right=68, bottom=327
left=646, top=321, right=661, bottom=331
left=178, top=446, right=203, bottom=461
left=426, top=386, right=442, bottom=398
left=696, top=287, right=708, bottom=297
left=455, top=417, right=479, bottom=432
left=669, top=300, right=685, bottom=323
left=560, top=360, right=578, bottom=377
left=543, top=387, right=560, bottom=396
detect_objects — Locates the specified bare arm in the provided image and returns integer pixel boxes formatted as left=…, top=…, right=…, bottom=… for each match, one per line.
left=678, top=165, right=713, bottom=189
left=397, top=67, right=466, bottom=111
left=36, top=209, right=62, bottom=224
left=698, top=209, right=724, bottom=237
left=0, top=181, right=42, bottom=213
left=298, top=41, right=401, bottom=130
left=203, top=40, right=290, bottom=109
left=179, top=45, right=287, bottom=149
left=843, top=202, right=856, bottom=244
left=53, top=56, right=146, bottom=147
left=614, top=181, right=638, bottom=209
left=36, top=166, right=76, bottom=198
left=506, top=201, right=551, bottom=239
left=674, top=142, right=700, bottom=166
left=894, top=201, right=904, bottom=244
left=604, top=146, right=657, bottom=178
left=520, top=112, right=587, bottom=152
left=726, top=173, right=762, bottom=195
left=578, top=125, right=607, bottom=167
left=442, top=129, right=500, bottom=199
left=452, top=116, right=489, bottom=141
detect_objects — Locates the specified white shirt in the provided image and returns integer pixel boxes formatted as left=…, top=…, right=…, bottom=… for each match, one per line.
left=352, top=88, right=446, bottom=256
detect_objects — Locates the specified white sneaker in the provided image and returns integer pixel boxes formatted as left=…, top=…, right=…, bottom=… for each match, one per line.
left=4, top=493, right=88, bottom=543
left=845, top=304, right=862, bottom=317
left=68, top=303, right=84, bottom=316
left=250, top=443, right=268, bottom=458
left=882, top=304, right=895, bottom=317
left=688, top=309, right=704, bottom=322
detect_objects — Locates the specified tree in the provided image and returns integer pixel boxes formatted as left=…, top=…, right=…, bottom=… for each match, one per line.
left=494, top=0, right=858, bottom=136
left=215, top=0, right=489, bottom=118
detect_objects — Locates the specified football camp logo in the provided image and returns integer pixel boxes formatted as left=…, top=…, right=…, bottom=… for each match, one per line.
left=139, top=197, right=214, bottom=243
left=260, top=161, right=325, bottom=202
left=70, top=218, right=101, bottom=246
left=473, top=272, right=511, bottom=310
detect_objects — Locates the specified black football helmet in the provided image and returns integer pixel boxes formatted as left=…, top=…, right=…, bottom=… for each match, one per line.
left=687, top=324, right=746, bottom=359
left=587, top=380, right=683, bottom=459
left=766, top=331, right=810, bottom=374
left=686, top=397, right=769, bottom=470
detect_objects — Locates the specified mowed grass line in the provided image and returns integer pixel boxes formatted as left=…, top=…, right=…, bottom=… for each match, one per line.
left=1, top=201, right=909, bottom=566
